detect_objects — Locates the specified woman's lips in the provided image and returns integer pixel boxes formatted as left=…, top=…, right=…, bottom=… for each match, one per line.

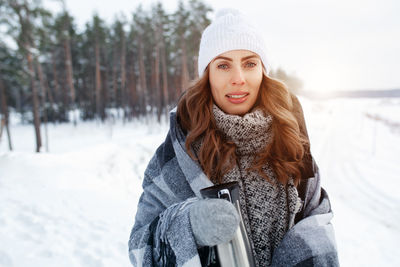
left=226, top=92, right=249, bottom=104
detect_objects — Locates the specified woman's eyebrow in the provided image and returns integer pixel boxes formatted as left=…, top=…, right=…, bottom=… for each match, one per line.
left=213, top=56, right=232, bottom=62
left=241, top=55, right=259, bottom=61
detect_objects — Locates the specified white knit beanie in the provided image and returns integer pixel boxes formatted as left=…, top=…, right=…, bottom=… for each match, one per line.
left=198, top=8, right=269, bottom=77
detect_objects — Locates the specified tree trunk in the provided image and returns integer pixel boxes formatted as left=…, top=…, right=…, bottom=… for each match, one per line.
left=37, top=61, right=54, bottom=107
left=174, top=73, right=180, bottom=103
left=27, top=50, right=42, bottom=152
left=95, top=41, right=102, bottom=120
left=138, top=38, right=147, bottom=116
left=104, top=64, right=109, bottom=115
left=154, top=27, right=162, bottom=122
left=64, top=40, right=75, bottom=103
left=36, top=61, right=49, bottom=151
left=51, top=50, right=60, bottom=103
left=160, top=35, right=169, bottom=119
left=64, top=37, right=76, bottom=125
left=149, top=52, right=155, bottom=118
left=100, top=49, right=107, bottom=120
left=0, top=116, right=4, bottom=143
left=120, top=31, right=127, bottom=120
left=180, top=35, right=189, bottom=95
left=0, top=73, right=13, bottom=150
left=128, top=52, right=137, bottom=119
left=111, top=46, right=118, bottom=107
left=61, top=80, right=68, bottom=114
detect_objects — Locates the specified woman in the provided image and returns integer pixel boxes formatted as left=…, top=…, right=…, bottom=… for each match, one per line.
left=129, top=8, right=339, bottom=267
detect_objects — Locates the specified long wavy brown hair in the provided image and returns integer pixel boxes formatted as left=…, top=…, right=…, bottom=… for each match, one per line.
left=177, top=67, right=309, bottom=186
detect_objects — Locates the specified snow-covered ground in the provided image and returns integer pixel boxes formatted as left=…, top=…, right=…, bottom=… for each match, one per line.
left=1, top=97, right=399, bottom=266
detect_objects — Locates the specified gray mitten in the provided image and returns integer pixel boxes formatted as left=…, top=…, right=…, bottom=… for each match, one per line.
left=189, top=198, right=240, bottom=247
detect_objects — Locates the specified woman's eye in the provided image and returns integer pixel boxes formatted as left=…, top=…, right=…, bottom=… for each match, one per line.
left=217, top=64, right=229, bottom=69
left=245, top=62, right=257, bottom=68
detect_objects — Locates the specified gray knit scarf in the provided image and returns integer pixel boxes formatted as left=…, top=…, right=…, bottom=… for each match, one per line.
left=210, top=105, right=301, bottom=266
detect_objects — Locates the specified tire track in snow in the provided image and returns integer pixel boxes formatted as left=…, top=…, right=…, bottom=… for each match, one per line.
left=342, top=162, right=400, bottom=230
left=310, top=99, right=400, bottom=230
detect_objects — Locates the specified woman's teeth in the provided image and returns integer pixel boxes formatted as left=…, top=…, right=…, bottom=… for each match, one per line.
left=227, top=94, right=247, bottom=98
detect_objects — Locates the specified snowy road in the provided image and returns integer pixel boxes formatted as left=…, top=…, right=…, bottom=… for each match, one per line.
left=302, top=98, right=400, bottom=266
left=1, top=97, right=399, bottom=266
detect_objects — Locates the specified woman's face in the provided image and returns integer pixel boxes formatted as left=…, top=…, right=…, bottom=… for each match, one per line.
left=208, top=49, right=263, bottom=115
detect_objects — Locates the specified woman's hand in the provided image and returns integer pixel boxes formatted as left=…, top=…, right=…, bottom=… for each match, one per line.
left=189, top=198, right=240, bottom=246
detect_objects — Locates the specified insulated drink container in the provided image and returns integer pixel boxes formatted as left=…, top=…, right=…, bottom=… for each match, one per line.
left=200, top=181, right=256, bottom=267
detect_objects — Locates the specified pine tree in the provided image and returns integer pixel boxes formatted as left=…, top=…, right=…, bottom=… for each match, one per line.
left=88, top=14, right=108, bottom=120
left=187, top=0, right=212, bottom=79
left=110, top=17, right=128, bottom=118
left=126, top=18, right=138, bottom=119
left=0, top=68, right=13, bottom=151
left=2, top=0, right=52, bottom=152
left=133, top=5, right=149, bottom=117
left=174, top=1, right=190, bottom=96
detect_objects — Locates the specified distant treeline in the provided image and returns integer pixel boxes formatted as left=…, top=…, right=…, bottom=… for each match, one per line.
left=300, top=89, right=400, bottom=99
left=0, top=0, right=302, bottom=152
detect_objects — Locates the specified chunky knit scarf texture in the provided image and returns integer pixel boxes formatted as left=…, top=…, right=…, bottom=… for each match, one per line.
left=208, top=105, right=301, bottom=266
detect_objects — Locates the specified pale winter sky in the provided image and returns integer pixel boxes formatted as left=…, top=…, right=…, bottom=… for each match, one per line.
left=43, top=0, right=400, bottom=92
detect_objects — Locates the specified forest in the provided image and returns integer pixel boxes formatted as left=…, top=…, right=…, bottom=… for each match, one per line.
left=0, top=0, right=303, bottom=152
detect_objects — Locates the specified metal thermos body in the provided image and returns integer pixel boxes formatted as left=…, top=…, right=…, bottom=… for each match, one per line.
left=200, top=182, right=256, bottom=267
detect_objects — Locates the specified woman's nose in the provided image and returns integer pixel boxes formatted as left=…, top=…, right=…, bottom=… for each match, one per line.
left=231, top=67, right=245, bottom=85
